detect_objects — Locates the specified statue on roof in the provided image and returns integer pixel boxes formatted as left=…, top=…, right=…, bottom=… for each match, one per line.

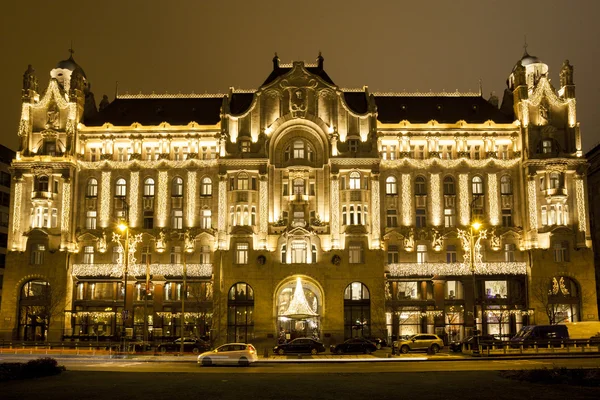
left=22, top=64, right=38, bottom=93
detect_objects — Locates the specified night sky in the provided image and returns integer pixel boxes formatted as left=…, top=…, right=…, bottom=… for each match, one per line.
left=1, top=0, right=599, bottom=153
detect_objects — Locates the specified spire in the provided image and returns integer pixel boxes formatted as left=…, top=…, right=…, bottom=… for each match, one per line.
left=522, top=35, right=529, bottom=57
left=281, top=277, right=318, bottom=319
left=273, top=52, right=280, bottom=70
left=69, top=41, right=75, bottom=59
left=317, top=51, right=324, bottom=70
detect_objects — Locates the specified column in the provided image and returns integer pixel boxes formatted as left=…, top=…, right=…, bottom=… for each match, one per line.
left=370, top=174, right=381, bottom=249
left=458, top=174, right=469, bottom=226
left=331, top=174, right=340, bottom=249
left=401, top=174, right=412, bottom=226
left=100, top=171, right=111, bottom=227
left=430, top=173, right=441, bottom=226
left=487, top=173, right=499, bottom=226
left=186, top=170, right=197, bottom=227
left=129, top=171, right=139, bottom=228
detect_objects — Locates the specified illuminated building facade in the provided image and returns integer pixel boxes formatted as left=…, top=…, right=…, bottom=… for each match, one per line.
left=0, top=51, right=596, bottom=346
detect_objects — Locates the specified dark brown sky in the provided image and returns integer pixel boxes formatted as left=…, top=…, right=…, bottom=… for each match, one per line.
left=2, top=0, right=599, bottom=152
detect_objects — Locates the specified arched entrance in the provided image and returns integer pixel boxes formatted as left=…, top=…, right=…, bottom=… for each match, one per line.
left=18, top=280, right=51, bottom=341
left=227, top=282, right=254, bottom=343
left=344, top=282, right=370, bottom=339
left=275, top=276, right=322, bottom=342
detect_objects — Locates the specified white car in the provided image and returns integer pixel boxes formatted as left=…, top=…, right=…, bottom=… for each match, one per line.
left=198, top=343, right=258, bottom=366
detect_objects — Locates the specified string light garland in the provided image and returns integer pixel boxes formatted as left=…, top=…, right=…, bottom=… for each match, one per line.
left=430, top=174, right=441, bottom=226
left=401, top=174, right=412, bottom=226
left=218, top=179, right=227, bottom=233
left=100, top=171, right=111, bottom=227
left=488, top=173, right=499, bottom=226
left=157, top=171, right=168, bottom=227
left=331, top=177, right=340, bottom=248
left=575, top=178, right=586, bottom=233
left=380, top=158, right=520, bottom=170
left=12, top=181, right=22, bottom=250
left=129, top=171, right=139, bottom=227
left=78, top=159, right=218, bottom=170
left=527, top=179, right=538, bottom=231
left=72, top=263, right=213, bottom=278
left=187, top=170, right=196, bottom=227
left=259, top=178, right=268, bottom=235
left=459, top=174, right=469, bottom=225
left=371, top=175, right=381, bottom=247
left=61, top=180, right=71, bottom=234
left=387, top=262, right=527, bottom=277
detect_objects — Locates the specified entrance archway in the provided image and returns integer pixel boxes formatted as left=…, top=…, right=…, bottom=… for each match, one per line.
left=18, top=280, right=51, bottom=341
left=275, top=276, right=322, bottom=342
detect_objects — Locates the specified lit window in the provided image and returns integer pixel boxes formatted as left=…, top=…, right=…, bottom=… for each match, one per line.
left=387, top=209, right=398, bottom=227
left=387, top=245, right=399, bottom=264
left=444, top=208, right=455, bottom=228
left=85, top=211, right=97, bottom=229
left=201, top=208, right=212, bottom=229
left=144, top=178, right=155, bottom=196
left=472, top=176, right=484, bottom=195
left=349, top=172, right=361, bottom=190
left=504, top=243, right=516, bottom=262
left=170, top=246, right=182, bottom=264
left=171, top=177, right=184, bottom=196
left=446, top=281, right=462, bottom=299
left=238, top=173, right=249, bottom=190
left=542, top=140, right=552, bottom=154
left=500, top=176, right=512, bottom=194
left=240, top=140, right=251, bottom=153
left=386, top=176, right=397, bottom=195
left=415, top=176, right=427, bottom=195
left=292, top=140, right=305, bottom=159
left=417, top=244, right=427, bottom=263
left=236, top=243, right=249, bottom=264
left=115, top=178, right=127, bottom=197
left=484, top=281, right=507, bottom=299
left=30, top=244, right=45, bottom=265
left=549, top=173, right=560, bottom=189
left=200, top=245, right=211, bottom=264
left=83, top=246, right=94, bottom=264
left=171, top=210, right=183, bottom=229
left=349, top=242, right=363, bottom=264
left=293, top=178, right=305, bottom=195
left=86, top=179, right=98, bottom=197
left=201, top=177, right=212, bottom=196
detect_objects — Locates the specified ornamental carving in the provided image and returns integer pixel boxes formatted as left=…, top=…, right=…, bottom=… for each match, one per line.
left=40, top=129, right=58, bottom=139
left=32, top=166, right=52, bottom=176
left=45, top=103, right=60, bottom=130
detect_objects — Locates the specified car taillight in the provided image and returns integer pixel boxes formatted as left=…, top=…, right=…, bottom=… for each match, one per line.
left=249, top=345, right=256, bottom=354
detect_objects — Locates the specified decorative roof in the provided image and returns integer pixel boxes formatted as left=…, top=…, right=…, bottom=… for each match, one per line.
left=56, top=55, right=87, bottom=78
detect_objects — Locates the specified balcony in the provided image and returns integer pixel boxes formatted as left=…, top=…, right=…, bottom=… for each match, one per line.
left=72, top=263, right=213, bottom=278
left=386, top=262, right=527, bottom=277
left=31, top=191, right=56, bottom=201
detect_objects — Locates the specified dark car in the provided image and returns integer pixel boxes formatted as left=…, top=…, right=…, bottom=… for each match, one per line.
left=273, top=338, right=326, bottom=355
left=510, top=325, right=569, bottom=347
left=362, top=337, right=388, bottom=349
left=331, top=338, right=378, bottom=354
left=449, top=335, right=504, bottom=352
left=157, top=337, right=211, bottom=354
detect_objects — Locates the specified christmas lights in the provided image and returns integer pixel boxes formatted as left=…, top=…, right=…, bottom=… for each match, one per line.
left=218, top=179, right=227, bottom=233
left=380, top=158, right=520, bottom=170
left=100, top=171, right=111, bottom=227
left=401, top=174, right=412, bottom=226
left=12, top=181, right=22, bottom=250
left=430, top=174, right=441, bottom=226
left=387, top=262, right=527, bottom=277
left=157, top=171, right=168, bottom=227
left=260, top=178, right=268, bottom=235
left=575, top=178, right=586, bottom=232
left=129, top=172, right=139, bottom=227
left=61, top=181, right=71, bottom=234
left=488, top=173, right=499, bottom=226
left=72, top=263, right=213, bottom=278
left=371, top=176, right=381, bottom=247
left=459, top=174, right=469, bottom=225
left=187, top=170, right=196, bottom=227
left=527, top=179, right=538, bottom=230
left=331, top=177, right=340, bottom=247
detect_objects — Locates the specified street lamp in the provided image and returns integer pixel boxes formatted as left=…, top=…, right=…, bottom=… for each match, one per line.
left=117, top=222, right=129, bottom=351
left=469, top=221, right=481, bottom=355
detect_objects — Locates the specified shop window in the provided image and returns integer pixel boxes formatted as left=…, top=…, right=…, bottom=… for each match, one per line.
left=445, top=281, right=463, bottom=299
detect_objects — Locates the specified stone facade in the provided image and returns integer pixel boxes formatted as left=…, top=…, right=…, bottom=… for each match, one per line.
left=0, top=51, right=596, bottom=347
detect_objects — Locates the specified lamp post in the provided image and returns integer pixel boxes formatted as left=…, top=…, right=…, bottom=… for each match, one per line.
left=180, top=249, right=187, bottom=355
left=469, top=221, right=481, bottom=355
left=117, top=222, right=129, bottom=352
left=143, top=255, right=150, bottom=345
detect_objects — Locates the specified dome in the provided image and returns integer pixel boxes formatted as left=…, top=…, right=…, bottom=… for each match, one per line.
left=512, top=51, right=543, bottom=72
left=55, top=55, right=87, bottom=78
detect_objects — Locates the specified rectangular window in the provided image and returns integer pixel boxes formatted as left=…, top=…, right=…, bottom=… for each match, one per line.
left=444, top=208, right=455, bottom=227
left=416, top=209, right=426, bottom=228
left=83, top=246, right=94, bottom=264
left=85, top=211, right=97, bottom=229
left=348, top=139, right=359, bottom=153
left=282, top=182, right=288, bottom=196
left=446, top=281, right=462, bottom=299
left=141, top=246, right=152, bottom=265
left=446, top=245, right=457, bottom=263
left=170, top=246, right=182, bottom=264
left=349, top=242, right=363, bottom=264
left=200, top=245, right=211, bottom=264
left=30, top=244, right=45, bottom=265
left=504, top=243, right=516, bottom=262
left=236, top=243, right=249, bottom=264
left=553, top=241, right=568, bottom=262
left=387, top=245, right=399, bottom=264
left=387, top=209, right=398, bottom=227
left=172, top=210, right=183, bottom=229
left=484, top=281, right=507, bottom=299
left=143, top=212, right=154, bottom=229
left=417, top=244, right=427, bottom=263
left=502, top=209, right=512, bottom=227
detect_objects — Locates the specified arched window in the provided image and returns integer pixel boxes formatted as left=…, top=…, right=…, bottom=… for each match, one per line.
left=201, top=177, right=212, bottom=196
left=143, top=178, right=155, bottom=197
left=349, top=172, right=361, bottom=190
left=386, top=176, right=397, bottom=195
left=171, top=177, right=183, bottom=196
left=500, top=175, right=512, bottom=195
left=344, top=282, right=370, bottom=340
left=115, top=178, right=127, bottom=197
left=227, top=283, right=254, bottom=343
left=86, top=178, right=98, bottom=197
left=547, top=277, right=580, bottom=324
left=18, top=280, right=50, bottom=341
left=237, top=173, right=249, bottom=190
left=415, top=176, right=427, bottom=195
left=443, top=176, right=455, bottom=195
left=293, top=178, right=305, bottom=195
left=472, top=176, right=484, bottom=195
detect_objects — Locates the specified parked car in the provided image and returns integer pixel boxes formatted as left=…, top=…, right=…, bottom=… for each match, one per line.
left=362, top=336, right=388, bottom=349
left=392, top=334, right=444, bottom=354
left=157, top=337, right=211, bottom=354
left=273, top=338, right=326, bottom=355
left=331, top=338, right=378, bottom=354
left=449, top=335, right=504, bottom=352
left=198, top=343, right=258, bottom=366
left=510, top=325, right=569, bottom=347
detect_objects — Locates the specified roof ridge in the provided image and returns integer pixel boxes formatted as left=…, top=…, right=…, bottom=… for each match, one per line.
left=117, top=92, right=225, bottom=99
left=372, top=90, right=481, bottom=97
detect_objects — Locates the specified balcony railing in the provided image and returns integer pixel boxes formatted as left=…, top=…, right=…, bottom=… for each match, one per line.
left=386, top=262, right=527, bottom=277
left=72, top=263, right=213, bottom=278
